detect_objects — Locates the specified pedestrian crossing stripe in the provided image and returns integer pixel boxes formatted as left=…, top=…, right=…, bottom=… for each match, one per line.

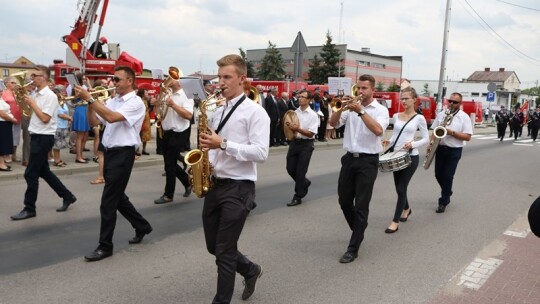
left=472, top=134, right=539, bottom=145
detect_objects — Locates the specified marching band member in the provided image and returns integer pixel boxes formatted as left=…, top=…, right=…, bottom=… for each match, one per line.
left=198, top=54, right=269, bottom=303
left=381, top=87, right=429, bottom=233
left=329, top=74, right=389, bottom=264
left=79, top=66, right=152, bottom=261
left=495, top=106, right=510, bottom=141
left=284, top=89, right=319, bottom=207
left=10, top=65, right=77, bottom=220
left=153, top=79, right=193, bottom=204
left=431, top=92, right=472, bottom=214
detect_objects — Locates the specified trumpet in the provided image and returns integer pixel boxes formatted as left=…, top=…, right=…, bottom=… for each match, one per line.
left=330, top=94, right=363, bottom=112
left=62, top=86, right=115, bottom=102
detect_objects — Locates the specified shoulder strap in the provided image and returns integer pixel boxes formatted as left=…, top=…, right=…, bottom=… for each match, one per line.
left=385, top=114, right=418, bottom=154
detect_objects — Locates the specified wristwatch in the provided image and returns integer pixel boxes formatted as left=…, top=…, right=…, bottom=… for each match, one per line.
left=87, top=97, right=95, bottom=105
left=358, top=109, right=366, bottom=116
left=452, top=131, right=456, bottom=136
left=220, top=138, right=228, bottom=150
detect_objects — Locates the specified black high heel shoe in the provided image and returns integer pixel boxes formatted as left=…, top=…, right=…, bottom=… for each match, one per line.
left=385, top=226, right=399, bottom=234
left=399, top=209, right=412, bottom=222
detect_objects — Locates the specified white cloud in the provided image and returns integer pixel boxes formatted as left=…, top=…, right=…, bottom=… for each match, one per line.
left=1, top=0, right=539, bottom=87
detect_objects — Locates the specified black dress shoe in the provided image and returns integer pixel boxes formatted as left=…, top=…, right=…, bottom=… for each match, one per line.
left=10, top=210, right=36, bottom=220
left=242, top=264, right=263, bottom=300
left=339, top=251, right=358, bottom=263
left=183, top=185, right=192, bottom=197
left=154, top=195, right=173, bottom=204
left=141, top=151, right=150, bottom=155
left=436, top=205, right=446, bottom=213
left=399, top=209, right=412, bottom=222
left=129, top=227, right=153, bottom=244
left=84, top=249, right=113, bottom=262
left=287, top=198, right=302, bottom=207
left=385, top=226, right=399, bottom=234
left=57, top=195, right=77, bottom=212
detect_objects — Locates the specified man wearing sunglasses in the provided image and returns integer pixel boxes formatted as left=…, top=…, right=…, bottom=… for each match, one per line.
left=10, top=65, right=77, bottom=221
left=430, top=92, right=472, bottom=214
left=77, top=66, right=153, bottom=262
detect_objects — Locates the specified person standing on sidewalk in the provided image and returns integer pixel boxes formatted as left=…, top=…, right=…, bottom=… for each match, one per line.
left=431, top=92, right=472, bottom=214
left=284, top=89, right=319, bottom=207
left=10, top=65, right=77, bottom=221
left=78, top=66, right=152, bottom=262
left=329, top=74, right=389, bottom=264
left=153, top=79, right=193, bottom=204
left=198, top=54, right=269, bottom=303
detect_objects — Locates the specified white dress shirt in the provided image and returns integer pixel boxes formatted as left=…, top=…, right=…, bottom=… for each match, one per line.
left=99, top=91, right=145, bottom=149
left=388, top=113, right=429, bottom=156
left=161, top=88, right=194, bottom=132
left=295, top=106, right=319, bottom=139
left=337, top=99, right=389, bottom=154
left=431, top=109, right=473, bottom=148
left=209, top=94, right=270, bottom=182
left=28, top=86, right=59, bottom=135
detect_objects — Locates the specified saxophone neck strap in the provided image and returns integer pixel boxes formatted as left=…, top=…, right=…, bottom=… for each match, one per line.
left=216, top=95, right=246, bottom=134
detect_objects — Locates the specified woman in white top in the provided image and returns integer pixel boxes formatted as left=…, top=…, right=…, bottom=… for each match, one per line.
left=0, top=95, right=18, bottom=171
left=382, top=87, right=429, bottom=233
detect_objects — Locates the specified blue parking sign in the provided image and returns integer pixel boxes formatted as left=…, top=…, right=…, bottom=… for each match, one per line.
left=487, top=92, right=495, bottom=102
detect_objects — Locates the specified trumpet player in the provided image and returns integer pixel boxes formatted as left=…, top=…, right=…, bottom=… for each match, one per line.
left=431, top=92, right=472, bottom=214
left=153, top=79, right=194, bottom=204
left=10, top=65, right=78, bottom=221
left=329, top=74, right=389, bottom=264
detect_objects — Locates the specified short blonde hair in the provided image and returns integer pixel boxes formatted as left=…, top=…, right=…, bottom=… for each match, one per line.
left=216, top=54, right=247, bottom=76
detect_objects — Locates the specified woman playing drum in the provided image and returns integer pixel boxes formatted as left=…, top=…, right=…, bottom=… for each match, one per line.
left=381, top=87, right=429, bottom=233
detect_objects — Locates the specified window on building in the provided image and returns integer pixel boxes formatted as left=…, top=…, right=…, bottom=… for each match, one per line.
left=357, top=60, right=370, bottom=67
left=372, top=63, right=386, bottom=69
left=2, top=69, right=8, bottom=77
left=471, top=92, right=480, bottom=97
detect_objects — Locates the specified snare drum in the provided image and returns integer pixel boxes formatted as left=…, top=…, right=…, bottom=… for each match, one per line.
left=378, top=151, right=411, bottom=172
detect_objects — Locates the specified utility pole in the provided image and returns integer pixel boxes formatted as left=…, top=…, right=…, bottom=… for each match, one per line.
left=436, top=0, right=452, bottom=112
left=337, top=1, right=344, bottom=79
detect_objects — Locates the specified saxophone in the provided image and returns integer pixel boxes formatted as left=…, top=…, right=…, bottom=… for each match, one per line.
left=423, top=109, right=457, bottom=170
left=184, top=89, right=222, bottom=198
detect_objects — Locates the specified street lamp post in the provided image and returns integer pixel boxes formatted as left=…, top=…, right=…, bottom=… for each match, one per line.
left=355, top=61, right=359, bottom=81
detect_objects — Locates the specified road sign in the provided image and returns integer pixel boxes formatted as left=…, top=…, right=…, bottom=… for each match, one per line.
left=290, top=31, right=308, bottom=81
left=487, top=82, right=496, bottom=93
left=487, top=92, right=495, bottom=102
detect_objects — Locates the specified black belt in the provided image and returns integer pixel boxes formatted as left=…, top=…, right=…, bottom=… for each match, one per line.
left=347, top=152, right=378, bottom=158
left=211, top=176, right=254, bottom=186
left=293, top=138, right=314, bottom=142
left=104, top=146, right=136, bottom=152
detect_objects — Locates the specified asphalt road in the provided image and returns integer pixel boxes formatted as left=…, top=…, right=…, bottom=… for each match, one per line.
left=0, top=130, right=538, bottom=304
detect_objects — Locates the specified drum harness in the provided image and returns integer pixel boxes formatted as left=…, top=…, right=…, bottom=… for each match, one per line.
left=382, top=114, right=418, bottom=155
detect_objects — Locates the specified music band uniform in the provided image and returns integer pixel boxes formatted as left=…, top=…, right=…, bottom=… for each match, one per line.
left=154, top=84, right=193, bottom=204
left=198, top=54, right=270, bottom=304
left=285, top=93, right=319, bottom=206
left=531, top=107, right=540, bottom=141
left=11, top=65, right=77, bottom=221
left=431, top=98, right=473, bottom=213
left=332, top=82, right=389, bottom=263
left=495, top=106, right=510, bottom=141
left=82, top=66, right=152, bottom=261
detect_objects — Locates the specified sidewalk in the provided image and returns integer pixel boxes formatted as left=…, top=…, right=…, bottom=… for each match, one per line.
left=0, top=124, right=497, bottom=182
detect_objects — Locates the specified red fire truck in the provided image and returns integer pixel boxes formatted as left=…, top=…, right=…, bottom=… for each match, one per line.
left=373, top=92, right=437, bottom=127
left=250, top=80, right=310, bottom=97
left=49, top=0, right=161, bottom=94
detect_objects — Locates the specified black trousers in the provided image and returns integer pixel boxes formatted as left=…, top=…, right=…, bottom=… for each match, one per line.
left=286, top=140, right=314, bottom=200
left=532, top=126, right=539, bottom=141
left=391, top=155, right=419, bottom=222
left=434, top=146, right=462, bottom=206
left=162, top=130, right=190, bottom=198
left=98, top=147, right=152, bottom=251
left=318, top=115, right=328, bottom=140
left=203, top=180, right=259, bottom=304
left=497, top=123, right=507, bottom=139
left=269, top=120, right=278, bottom=146
left=338, top=153, right=379, bottom=253
left=23, top=134, right=73, bottom=212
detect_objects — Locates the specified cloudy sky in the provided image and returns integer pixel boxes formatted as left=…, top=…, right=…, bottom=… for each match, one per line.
left=2, top=0, right=539, bottom=88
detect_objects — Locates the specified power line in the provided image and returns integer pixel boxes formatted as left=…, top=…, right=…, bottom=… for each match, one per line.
left=495, top=0, right=540, bottom=12
left=459, top=0, right=540, bottom=64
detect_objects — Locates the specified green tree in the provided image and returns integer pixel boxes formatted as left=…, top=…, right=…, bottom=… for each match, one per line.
left=308, top=55, right=325, bottom=84
left=387, top=80, right=400, bottom=92
left=422, top=83, right=431, bottom=96
left=376, top=82, right=385, bottom=92
left=239, top=48, right=255, bottom=78
left=318, top=30, right=344, bottom=83
left=257, top=41, right=285, bottom=80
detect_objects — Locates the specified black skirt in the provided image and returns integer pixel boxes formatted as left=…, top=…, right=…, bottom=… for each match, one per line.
left=0, top=121, right=13, bottom=155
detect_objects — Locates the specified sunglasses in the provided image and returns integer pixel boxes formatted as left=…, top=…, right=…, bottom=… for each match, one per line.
left=449, top=100, right=461, bottom=104
left=30, top=74, right=44, bottom=78
left=112, top=76, right=124, bottom=83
